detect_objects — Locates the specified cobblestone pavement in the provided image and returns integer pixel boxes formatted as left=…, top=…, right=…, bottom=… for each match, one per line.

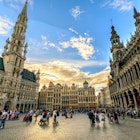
left=0, top=113, right=140, bottom=140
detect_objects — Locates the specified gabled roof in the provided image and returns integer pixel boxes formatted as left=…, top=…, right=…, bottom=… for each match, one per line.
left=21, top=68, right=36, bottom=83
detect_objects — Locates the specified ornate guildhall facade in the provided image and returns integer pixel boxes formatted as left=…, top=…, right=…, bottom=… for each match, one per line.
left=39, top=81, right=97, bottom=110
left=109, top=7, right=140, bottom=112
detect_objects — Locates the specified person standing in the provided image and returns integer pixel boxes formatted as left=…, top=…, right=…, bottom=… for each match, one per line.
left=0, top=110, right=8, bottom=129
left=101, top=112, right=105, bottom=127
left=56, top=109, right=60, bottom=123
left=34, top=110, right=38, bottom=122
left=88, top=110, right=95, bottom=126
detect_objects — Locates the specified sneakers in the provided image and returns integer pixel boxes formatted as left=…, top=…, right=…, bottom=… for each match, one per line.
left=1, top=126, right=3, bottom=129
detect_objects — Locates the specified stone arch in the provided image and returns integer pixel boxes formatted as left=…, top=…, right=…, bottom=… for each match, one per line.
left=4, top=100, right=13, bottom=111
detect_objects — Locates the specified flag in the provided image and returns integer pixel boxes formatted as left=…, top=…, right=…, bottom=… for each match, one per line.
left=109, top=79, right=113, bottom=85
left=15, top=69, right=20, bottom=73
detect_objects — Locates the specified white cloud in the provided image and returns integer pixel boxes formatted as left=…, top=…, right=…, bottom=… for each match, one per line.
left=0, top=16, right=14, bottom=35
left=68, top=28, right=78, bottom=35
left=59, top=35, right=94, bottom=60
left=2, top=0, right=33, bottom=10
left=70, top=6, right=84, bottom=19
left=102, top=0, right=133, bottom=11
left=25, top=58, right=108, bottom=69
left=29, top=35, right=62, bottom=52
left=24, top=62, right=110, bottom=94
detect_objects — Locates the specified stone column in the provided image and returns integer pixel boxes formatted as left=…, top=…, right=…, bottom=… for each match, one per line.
left=112, top=96, right=115, bottom=107
left=130, top=68, right=134, bottom=81
left=22, top=104, right=25, bottom=113
left=124, top=74, right=127, bottom=86
left=119, top=94, right=123, bottom=109
left=126, top=93, right=131, bottom=106
left=132, top=92, right=138, bottom=112
left=132, top=66, right=137, bottom=80
left=135, top=64, right=140, bottom=78
left=122, top=93, right=127, bottom=110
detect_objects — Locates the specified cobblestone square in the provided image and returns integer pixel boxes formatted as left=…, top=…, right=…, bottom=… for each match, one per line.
left=0, top=113, right=140, bottom=140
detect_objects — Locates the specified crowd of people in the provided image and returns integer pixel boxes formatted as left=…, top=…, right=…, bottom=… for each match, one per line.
left=0, top=107, right=139, bottom=129
left=22, top=109, right=60, bottom=126
left=0, top=109, right=20, bottom=128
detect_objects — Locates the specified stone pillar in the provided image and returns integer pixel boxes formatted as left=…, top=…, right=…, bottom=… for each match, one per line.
left=119, top=94, right=123, bottom=109
left=113, top=96, right=116, bottom=109
left=126, top=93, right=131, bottom=106
left=22, top=104, right=25, bottom=113
left=132, top=92, right=138, bottom=112
left=112, top=96, right=115, bottom=107
left=130, top=68, right=134, bottom=81
left=124, top=73, right=128, bottom=85
left=135, top=64, right=140, bottom=78
left=122, top=75, right=126, bottom=86
left=132, top=66, right=137, bottom=80
left=122, top=93, right=127, bottom=110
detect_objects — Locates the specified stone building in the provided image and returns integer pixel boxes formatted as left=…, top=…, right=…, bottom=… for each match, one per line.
left=109, top=7, right=140, bottom=112
left=0, top=1, right=40, bottom=112
left=77, top=81, right=96, bottom=110
left=39, top=81, right=97, bottom=110
left=97, top=86, right=112, bottom=108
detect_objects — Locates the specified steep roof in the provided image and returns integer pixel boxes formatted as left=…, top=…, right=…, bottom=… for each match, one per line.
left=21, top=68, right=36, bottom=83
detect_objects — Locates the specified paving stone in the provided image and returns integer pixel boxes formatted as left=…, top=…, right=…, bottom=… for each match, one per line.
left=0, top=113, right=139, bottom=140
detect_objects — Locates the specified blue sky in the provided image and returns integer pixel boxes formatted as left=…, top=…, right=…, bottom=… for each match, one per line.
left=0, top=0, right=139, bottom=93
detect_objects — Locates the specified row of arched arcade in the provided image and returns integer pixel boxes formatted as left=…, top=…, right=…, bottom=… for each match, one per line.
left=3, top=100, right=37, bottom=113
left=111, top=88, right=140, bottom=111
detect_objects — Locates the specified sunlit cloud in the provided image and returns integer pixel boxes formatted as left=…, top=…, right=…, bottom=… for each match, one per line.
left=70, top=6, right=84, bottom=19
left=0, top=16, right=14, bottom=36
left=102, top=0, right=133, bottom=11
left=24, top=61, right=110, bottom=94
left=59, top=35, right=94, bottom=60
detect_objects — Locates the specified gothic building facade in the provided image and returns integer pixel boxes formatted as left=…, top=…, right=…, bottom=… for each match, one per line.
left=0, top=1, right=40, bottom=112
left=39, top=81, right=97, bottom=110
left=109, top=7, right=140, bottom=112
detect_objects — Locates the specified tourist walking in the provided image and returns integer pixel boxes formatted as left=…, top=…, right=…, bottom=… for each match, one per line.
left=0, top=110, right=8, bottom=129
left=101, top=112, right=105, bottom=127
left=95, top=112, right=100, bottom=127
left=88, top=110, right=95, bottom=126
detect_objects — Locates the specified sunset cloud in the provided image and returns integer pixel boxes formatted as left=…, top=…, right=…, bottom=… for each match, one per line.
left=24, top=61, right=110, bottom=95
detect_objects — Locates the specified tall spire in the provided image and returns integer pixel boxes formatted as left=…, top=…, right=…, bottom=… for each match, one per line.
left=2, top=1, right=29, bottom=77
left=9, top=0, right=28, bottom=55
left=133, top=7, right=140, bottom=27
left=110, top=25, right=119, bottom=40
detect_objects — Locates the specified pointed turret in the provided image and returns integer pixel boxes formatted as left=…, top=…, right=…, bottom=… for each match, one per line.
left=83, top=80, right=88, bottom=88
left=36, top=69, right=40, bottom=83
left=133, top=7, right=140, bottom=27
left=110, top=25, right=120, bottom=47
